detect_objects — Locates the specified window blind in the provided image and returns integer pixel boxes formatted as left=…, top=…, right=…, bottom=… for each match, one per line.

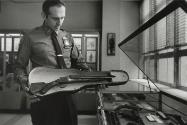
left=142, top=0, right=150, bottom=53
left=176, top=8, right=187, bottom=44
left=166, top=11, right=175, bottom=46
left=177, top=6, right=187, bottom=88
left=149, top=0, right=156, bottom=51
left=142, top=0, right=151, bottom=23
left=155, top=0, right=167, bottom=49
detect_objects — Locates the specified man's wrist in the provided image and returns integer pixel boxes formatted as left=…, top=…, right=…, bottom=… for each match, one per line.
left=17, top=75, right=29, bottom=90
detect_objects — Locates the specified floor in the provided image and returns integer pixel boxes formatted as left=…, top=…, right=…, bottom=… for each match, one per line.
left=0, top=113, right=98, bottom=125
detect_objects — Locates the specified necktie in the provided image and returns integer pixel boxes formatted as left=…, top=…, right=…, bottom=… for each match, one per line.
left=51, top=31, right=67, bottom=69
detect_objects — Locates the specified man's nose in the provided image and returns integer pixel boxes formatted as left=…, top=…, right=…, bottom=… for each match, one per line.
left=57, top=19, right=63, bottom=25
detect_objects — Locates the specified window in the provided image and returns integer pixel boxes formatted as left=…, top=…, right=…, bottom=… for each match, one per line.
left=0, top=32, right=22, bottom=90
left=158, top=57, right=174, bottom=85
left=141, top=0, right=187, bottom=90
left=14, top=38, right=21, bottom=52
left=180, top=56, right=187, bottom=87
left=177, top=8, right=187, bottom=89
left=0, top=33, right=22, bottom=74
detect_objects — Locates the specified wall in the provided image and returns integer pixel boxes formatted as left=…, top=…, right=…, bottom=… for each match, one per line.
left=64, top=2, right=102, bottom=32
left=119, top=1, right=140, bottom=79
left=0, top=2, right=42, bottom=30
left=102, top=0, right=140, bottom=78
left=102, top=0, right=120, bottom=71
left=0, top=1, right=102, bottom=31
left=102, top=0, right=140, bottom=90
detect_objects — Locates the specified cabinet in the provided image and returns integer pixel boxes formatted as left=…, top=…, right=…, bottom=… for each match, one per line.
left=72, top=33, right=100, bottom=71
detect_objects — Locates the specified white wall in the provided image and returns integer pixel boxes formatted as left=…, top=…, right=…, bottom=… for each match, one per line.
left=0, top=1, right=101, bottom=31
left=102, top=0, right=140, bottom=91
left=102, top=0, right=140, bottom=78
left=102, top=0, right=121, bottom=71
left=119, top=1, right=140, bottom=79
left=0, top=2, right=42, bottom=30
left=64, top=2, right=102, bottom=31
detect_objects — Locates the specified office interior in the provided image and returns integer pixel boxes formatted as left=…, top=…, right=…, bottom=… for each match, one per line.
left=0, top=0, right=187, bottom=125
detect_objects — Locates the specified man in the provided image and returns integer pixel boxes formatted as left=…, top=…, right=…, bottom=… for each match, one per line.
left=15, top=0, right=89, bottom=125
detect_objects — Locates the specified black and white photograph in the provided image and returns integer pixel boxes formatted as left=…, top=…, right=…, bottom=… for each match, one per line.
left=0, top=0, right=187, bottom=125
left=107, top=33, right=115, bottom=56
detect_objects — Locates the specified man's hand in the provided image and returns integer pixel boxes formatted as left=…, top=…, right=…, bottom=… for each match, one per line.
left=19, top=76, right=29, bottom=92
left=24, top=87, right=41, bottom=103
left=19, top=77, right=40, bottom=103
left=28, top=94, right=41, bottom=103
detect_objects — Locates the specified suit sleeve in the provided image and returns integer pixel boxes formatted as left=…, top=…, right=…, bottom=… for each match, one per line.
left=14, top=34, right=31, bottom=87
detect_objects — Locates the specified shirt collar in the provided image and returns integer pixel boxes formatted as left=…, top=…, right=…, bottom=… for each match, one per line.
left=42, top=21, right=66, bottom=37
left=42, top=21, right=54, bottom=36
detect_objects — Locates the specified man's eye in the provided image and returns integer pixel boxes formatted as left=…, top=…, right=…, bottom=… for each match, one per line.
left=52, top=18, right=58, bottom=21
left=52, top=17, right=64, bottom=21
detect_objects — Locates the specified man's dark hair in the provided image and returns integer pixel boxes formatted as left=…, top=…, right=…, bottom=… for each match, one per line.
left=42, top=0, right=65, bottom=16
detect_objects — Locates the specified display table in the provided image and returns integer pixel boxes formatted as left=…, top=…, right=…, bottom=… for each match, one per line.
left=97, top=90, right=187, bottom=125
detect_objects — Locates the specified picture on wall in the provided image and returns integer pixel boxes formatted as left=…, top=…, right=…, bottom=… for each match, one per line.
left=87, top=38, right=96, bottom=50
left=87, top=51, right=96, bottom=63
left=73, top=37, right=82, bottom=50
left=107, top=33, right=115, bottom=56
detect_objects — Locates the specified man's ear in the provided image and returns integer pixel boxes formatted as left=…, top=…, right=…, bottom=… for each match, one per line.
left=41, top=12, right=46, bottom=19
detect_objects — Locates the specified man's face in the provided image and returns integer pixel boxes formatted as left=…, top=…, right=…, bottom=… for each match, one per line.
left=45, top=5, right=66, bottom=32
